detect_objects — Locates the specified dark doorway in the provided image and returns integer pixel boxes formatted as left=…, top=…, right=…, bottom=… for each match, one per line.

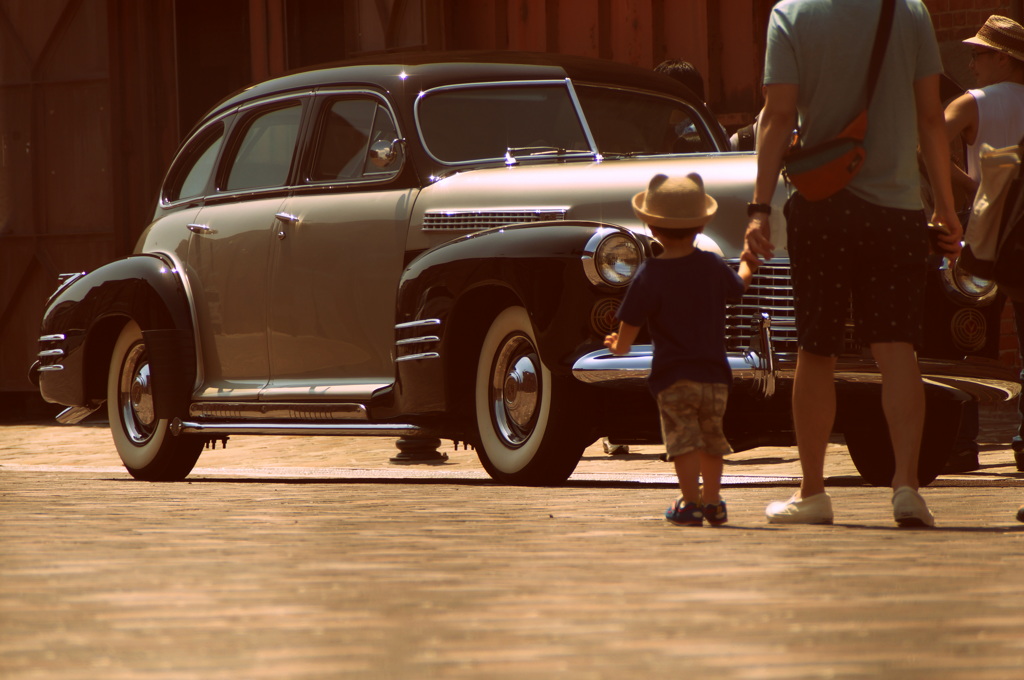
left=287, top=0, right=349, bottom=69
left=175, top=0, right=252, bottom=132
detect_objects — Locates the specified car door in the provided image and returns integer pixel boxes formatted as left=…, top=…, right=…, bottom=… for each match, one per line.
left=263, top=93, right=415, bottom=401
left=185, top=98, right=305, bottom=400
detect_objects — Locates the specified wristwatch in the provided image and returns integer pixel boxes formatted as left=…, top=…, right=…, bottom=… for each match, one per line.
left=747, top=202, right=772, bottom=217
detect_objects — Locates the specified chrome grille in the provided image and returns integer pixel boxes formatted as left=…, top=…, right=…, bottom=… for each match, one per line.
left=422, top=208, right=567, bottom=231
left=725, top=259, right=859, bottom=355
left=726, top=261, right=798, bottom=353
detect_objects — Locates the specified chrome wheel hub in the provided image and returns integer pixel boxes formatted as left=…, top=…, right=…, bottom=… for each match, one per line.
left=119, top=343, right=155, bottom=444
left=491, top=335, right=541, bottom=446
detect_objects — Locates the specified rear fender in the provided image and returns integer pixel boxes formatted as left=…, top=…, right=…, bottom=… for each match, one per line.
left=37, top=254, right=196, bottom=418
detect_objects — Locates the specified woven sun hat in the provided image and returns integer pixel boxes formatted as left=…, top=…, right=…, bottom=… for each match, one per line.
left=632, top=173, right=718, bottom=229
left=963, top=15, right=1024, bottom=63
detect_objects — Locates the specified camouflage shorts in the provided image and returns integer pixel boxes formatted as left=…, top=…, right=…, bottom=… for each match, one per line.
left=655, top=379, right=731, bottom=460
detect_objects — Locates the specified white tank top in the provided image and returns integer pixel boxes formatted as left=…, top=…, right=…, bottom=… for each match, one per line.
left=966, top=81, right=1024, bottom=182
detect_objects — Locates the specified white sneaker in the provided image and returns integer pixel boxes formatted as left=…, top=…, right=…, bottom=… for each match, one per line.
left=766, top=492, right=834, bottom=524
left=892, top=486, right=935, bottom=528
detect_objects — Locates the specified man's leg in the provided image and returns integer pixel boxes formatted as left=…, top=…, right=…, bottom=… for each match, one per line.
left=870, top=341, right=925, bottom=490
left=792, top=349, right=838, bottom=498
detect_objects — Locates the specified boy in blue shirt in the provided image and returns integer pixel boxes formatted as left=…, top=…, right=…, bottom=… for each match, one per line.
left=605, top=173, right=756, bottom=526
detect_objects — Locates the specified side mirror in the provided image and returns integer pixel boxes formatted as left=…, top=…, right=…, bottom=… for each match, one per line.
left=368, top=138, right=405, bottom=169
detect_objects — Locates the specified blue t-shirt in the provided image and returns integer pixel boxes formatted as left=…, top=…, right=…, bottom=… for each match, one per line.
left=616, top=250, right=745, bottom=395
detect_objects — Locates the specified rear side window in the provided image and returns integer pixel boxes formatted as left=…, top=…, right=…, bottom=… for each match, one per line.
left=310, top=98, right=403, bottom=182
left=224, top=103, right=303, bottom=191
left=164, top=125, right=225, bottom=203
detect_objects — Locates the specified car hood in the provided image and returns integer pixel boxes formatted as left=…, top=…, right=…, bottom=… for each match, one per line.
left=407, top=153, right=789, bottom=258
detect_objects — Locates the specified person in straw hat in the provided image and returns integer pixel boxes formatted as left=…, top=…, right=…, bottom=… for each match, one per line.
left=942, top=15, right=1024, bottom=476
left=604, top=173, right=757, bottom=526
left=945, top=15, right=1024, bottom=196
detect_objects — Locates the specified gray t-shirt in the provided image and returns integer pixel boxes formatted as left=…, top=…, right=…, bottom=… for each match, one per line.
left=764, top=0, right=943, bottom=210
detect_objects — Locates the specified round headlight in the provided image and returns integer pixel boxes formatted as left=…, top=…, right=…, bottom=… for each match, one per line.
left=583, top=232, right=641, bottom=287
left=940, top=257, right=998, bottom=304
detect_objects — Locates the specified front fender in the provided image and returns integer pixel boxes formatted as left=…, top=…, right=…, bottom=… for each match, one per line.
left=394, top=220, right=646, bottom=414
left=36, top=254, right=196, bottom=416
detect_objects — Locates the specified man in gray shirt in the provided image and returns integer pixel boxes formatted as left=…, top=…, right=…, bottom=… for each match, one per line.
left=743, top=0, right=962, bottom=527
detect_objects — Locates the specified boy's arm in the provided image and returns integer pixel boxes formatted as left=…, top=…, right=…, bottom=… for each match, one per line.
left=604, top=321, right=641, bottom=356
left=737, top=254, right=759, bottom=291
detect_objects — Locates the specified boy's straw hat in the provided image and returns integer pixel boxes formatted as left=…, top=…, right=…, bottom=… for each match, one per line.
left=963, top=15, right=1024, bottom=63
left=632, top=173, right=717, bottom=229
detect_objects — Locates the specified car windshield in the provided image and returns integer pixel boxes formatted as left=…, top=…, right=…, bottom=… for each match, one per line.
left=416, top=81, right=714, bottom=165
left=417, top=83, right=591, bottom=164
left=573, top=83, right=715, bottom=155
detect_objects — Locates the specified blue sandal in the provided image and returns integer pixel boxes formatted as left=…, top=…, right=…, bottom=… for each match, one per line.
left=665, top=497, right=704, bottom=526
left=703, top=500, right=728, bottom=526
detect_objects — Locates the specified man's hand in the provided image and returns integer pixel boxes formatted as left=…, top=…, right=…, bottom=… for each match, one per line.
left=744, top=215, right=776, bottom=262
left=929, top=211, right=963, bottom=260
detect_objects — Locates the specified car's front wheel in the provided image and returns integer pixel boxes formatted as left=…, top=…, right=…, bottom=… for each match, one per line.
left=107, top=320, right=203, bottom=481
left=473, top=306, right=590, bottom=484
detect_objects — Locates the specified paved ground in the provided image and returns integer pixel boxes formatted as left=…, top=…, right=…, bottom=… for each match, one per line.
left=1, top=404, right=1023, bottom=679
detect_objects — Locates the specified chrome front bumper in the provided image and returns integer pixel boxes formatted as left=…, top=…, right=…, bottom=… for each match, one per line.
left=572, top=314, right=1020, bottom=403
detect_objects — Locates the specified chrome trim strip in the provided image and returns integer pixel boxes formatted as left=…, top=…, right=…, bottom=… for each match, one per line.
left=565, top=78, right=601, bottom=158
left=39, top=334, right=66, bottom=342
left=50, top=273, right=86, bottom=299
left=37, top=349, right=64, bottom=358
left=37, top=365, right=64, bottom=372
left=151, top=250, right=205, bottom=396
left=422, top=208, right=568, bottom=231
left=171, top=419, right=433, bottom=438
left=395, top=318, right=441, bottom=330
left=188, top=402, right=368, bottom=421
left=395, top=352, right=440, bottom=363
left=396, top=335, right=439, bottom=346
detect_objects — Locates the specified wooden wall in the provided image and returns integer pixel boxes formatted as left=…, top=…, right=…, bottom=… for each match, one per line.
left=1, top=0, right=1021, bottom=401
left=1, top=0, right=118, bottom=400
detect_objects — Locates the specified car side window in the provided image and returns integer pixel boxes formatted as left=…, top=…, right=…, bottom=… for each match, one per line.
left=310, top=98, right=402, bottom=182
left=164, top=124, right=225, bottom=203
left=224, top=102, right=302, bottom=191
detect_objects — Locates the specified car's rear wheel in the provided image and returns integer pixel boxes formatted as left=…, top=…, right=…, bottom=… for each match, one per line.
left=107, top=320, right=203, bottom=481
left=473, top=306, right=590, bottom=484
left=843, top=390, right=962, bottom=487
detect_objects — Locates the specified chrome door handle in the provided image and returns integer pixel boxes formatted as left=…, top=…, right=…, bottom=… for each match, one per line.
left=274, top=212, right=298, bottom=240
left=187, top=223, right=211, bottom=234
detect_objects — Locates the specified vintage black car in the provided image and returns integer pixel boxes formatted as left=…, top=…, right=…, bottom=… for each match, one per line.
left=31, top=52, right=1018, bottom=485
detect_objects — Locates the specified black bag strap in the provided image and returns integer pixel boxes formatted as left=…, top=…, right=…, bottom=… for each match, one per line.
left=865, top=0, right=896, bottom=107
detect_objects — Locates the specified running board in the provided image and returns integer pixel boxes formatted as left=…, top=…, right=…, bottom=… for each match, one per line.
left=56, top=403, right=103, bottom=425
left=169, top=418, right=435, bottom=438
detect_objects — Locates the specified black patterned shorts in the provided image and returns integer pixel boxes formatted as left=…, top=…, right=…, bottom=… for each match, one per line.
left=655, top=379, right=732, bottom=460
left=785, top=190, right=929, bottom=357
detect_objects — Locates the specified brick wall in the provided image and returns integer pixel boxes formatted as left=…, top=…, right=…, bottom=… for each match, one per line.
left=998, top=303, right=1022, bottom=369
left=925, top=0, right=1016, bottom=43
